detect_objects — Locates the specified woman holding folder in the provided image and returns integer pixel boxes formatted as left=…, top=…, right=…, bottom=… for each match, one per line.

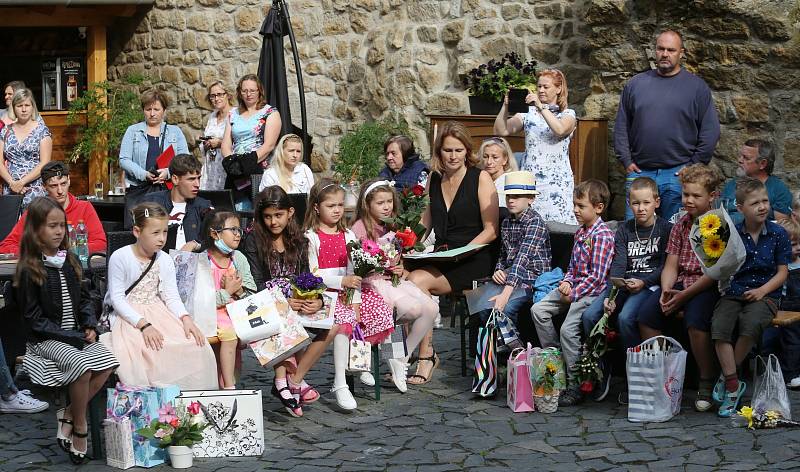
left=405, top=121, right=499, bottom=384
left=119, top=90, right=189, bottom=228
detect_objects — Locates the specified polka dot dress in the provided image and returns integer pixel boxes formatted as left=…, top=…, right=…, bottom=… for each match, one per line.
left=317, top=230, right=394, bottom=343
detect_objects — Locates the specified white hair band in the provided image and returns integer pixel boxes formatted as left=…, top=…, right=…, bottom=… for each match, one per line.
left=364, top=180, right=395, bottom=198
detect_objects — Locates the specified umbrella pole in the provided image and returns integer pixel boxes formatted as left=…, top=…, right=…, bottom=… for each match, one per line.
left=277, top=0, right=310, bottom=165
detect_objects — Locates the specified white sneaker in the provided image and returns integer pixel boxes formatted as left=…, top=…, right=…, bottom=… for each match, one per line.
left=0, top=392, right=49, bottom=413
left=387, top=358, right=408, bottom=393
left=331, top=385, right=357, bottom=410
left=359, top=371, right=375, bottom=386
left=788, top=376, right=800, bottom=389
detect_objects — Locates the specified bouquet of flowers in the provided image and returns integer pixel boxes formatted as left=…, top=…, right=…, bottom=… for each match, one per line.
left=345, top=239, right=387, bottom=304
left=379, top=235, right=402, bottom=287
left=572, top=286, right=619, bottom=394
left=291, top=272, right=326, bottom=300
left=733, top=405, right=800, bottom=429
left=689, top=207, right=746, bottom=281
left=137, top=402, right=207, bottom=448
left=383, top=184, right=428, bottom=252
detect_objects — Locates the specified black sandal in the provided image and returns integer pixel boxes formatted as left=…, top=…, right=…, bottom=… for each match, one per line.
left=407, top=351, right=439, bottom=385
left=69, top=429, right=90, bottom=465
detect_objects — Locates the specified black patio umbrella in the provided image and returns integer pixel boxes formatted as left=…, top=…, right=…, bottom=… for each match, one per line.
left=258, top=0, right=310, bottom=163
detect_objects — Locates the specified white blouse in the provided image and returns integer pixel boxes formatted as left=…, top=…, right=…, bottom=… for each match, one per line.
left=104, top=245, right=189, bottom=326
left=494, top=173, right=507, bottom=208
left=259, top=162, right=315, bottom=194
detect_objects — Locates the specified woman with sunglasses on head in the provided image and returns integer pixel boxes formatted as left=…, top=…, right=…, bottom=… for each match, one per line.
left=221, top=74, right=282, bottom=211
left=198, top=82, right=234, bottom=190
left=378, top=135, right=429, bottom=190
left=494, top=69, right=577, bottom=224
left=478, top=136, right=518, bottom=209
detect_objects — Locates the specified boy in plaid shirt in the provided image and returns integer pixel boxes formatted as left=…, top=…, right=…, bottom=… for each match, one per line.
left=532, top=179, right=614, bottom=406
left=478, top=171, right=551, bottom=325
left=638, top=163, right=723, bottom=412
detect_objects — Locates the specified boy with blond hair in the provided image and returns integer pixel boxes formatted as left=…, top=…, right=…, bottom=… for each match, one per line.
left=531, top=179, right=614, bottom=406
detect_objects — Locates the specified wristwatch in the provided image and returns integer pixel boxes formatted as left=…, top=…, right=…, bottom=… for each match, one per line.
left=538, top=104, right=547, bottom=112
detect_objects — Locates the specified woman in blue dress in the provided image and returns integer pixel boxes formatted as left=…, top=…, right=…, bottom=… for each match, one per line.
left=221, top=74, right=282, bottom=211
left=0, top=88, right=51, bottom=208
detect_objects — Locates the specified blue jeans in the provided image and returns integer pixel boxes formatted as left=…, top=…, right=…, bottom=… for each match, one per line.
left=581, top=286, right=651, bottom=350
left=625, top=163, right=686, bottom=222
left=0, top=338, right=16, bottom=396
left=477, top=289, right=532, bottom=326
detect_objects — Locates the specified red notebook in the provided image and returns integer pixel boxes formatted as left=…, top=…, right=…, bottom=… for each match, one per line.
left=156, top=145, right=175, bottom=189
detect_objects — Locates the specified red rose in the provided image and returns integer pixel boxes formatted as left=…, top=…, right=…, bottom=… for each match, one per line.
left=579, top=380, right=594, bottom=394
left=605, top=330, right=618, bottom=343
left=395, top=227, right=418, bottom=249
left=169, top=418, right=179, bottom=428
left=411, top=185, right=424, bottom=196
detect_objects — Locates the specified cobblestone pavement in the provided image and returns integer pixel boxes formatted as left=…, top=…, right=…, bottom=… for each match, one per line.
left=3, top=326, right=800, bottom=471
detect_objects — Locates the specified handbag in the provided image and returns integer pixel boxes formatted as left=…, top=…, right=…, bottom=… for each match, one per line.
left=507, top=344, right=534, bottom=412
left=176, top=390, right=264, bottom=457
left=347, top=324, right=371, bottom=373
left=626, top=336, right=687, bottom=423
left=98, top=253, right=157, bottom=333
left=752, top=354, right=792, bottom=419
left=227, top=288, right=283, bottom=343
left=222, top=150, right=259, bottom=178
left=471, top=313, right=498, bottom=397
left=493, top=308, right=522, bottom=352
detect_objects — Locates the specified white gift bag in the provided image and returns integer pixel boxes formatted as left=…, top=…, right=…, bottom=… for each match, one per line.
left=104, top=418, right=135, bottom=470
left=227, top=288, right=284, bottom=343
left=171, top=250, right=217, bottom=337
left=176, top=390, right=264, bottom=458
left=627, top=336, right=687, bottom=423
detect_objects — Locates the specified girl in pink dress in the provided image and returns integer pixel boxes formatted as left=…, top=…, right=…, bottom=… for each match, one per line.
left=305, top=178, right=393, bottom=410
left=199, top=210, right=256, bottom=389
left=351, top=179, right=438, bottom=393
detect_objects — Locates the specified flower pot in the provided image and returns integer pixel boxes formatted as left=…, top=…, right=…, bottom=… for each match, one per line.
left=168, top=445, right=194, bottom=469
left=468, top=96, right=502, bottom=116
left=534, top=392, right=559, bottom=414
left=344, top=183, right=359, bottom=210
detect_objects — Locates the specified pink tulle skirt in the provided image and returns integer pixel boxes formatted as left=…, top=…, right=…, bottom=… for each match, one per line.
left=368, top=277, right=439, bottom=323
left=105, top=300, right=218, bottom=390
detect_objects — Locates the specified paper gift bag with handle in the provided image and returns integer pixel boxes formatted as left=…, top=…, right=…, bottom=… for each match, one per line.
left=176, top=389, right=264, bottom=457
left=227, top=288, right=284, bottom=343
left=507, top=344, right=534, bottom=412
left=627, top=336, right=687, bottom=423
left=347, top=324, right=372, bottom=373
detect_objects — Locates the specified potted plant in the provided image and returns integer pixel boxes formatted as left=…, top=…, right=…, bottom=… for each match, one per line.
left=333, top=119, right=410, bottom=206
left=462, top=52, right=538, bottom=115
left=137, top=401, right=207, bottom=469
left=533, top=360, right=560, bottom=413
left=67, top=73, right=146, bottom=193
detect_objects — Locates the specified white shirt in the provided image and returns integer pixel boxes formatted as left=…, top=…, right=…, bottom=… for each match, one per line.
left=104, top=245, right=189, bottom=326
left=170, top=202, right=187, bottom=249
left=494, top=174, right=507, bottom=208
left=259, top=163, right=315, bottom=194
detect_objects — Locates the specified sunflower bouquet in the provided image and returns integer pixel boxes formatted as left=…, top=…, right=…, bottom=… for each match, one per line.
left=732, top=405, right=800, bottom=429
left=689, top=207, right=746, bottom=282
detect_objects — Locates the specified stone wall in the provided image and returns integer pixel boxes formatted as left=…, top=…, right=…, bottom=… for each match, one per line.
left=107, top=0, right=800, bottom=218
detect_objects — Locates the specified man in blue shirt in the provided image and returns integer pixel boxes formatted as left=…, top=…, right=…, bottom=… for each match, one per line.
left=710, top=177, right=791, bottom=418
left=720, top=140, right=792, bottom=224
left=614, top=30, right=720, bottom=221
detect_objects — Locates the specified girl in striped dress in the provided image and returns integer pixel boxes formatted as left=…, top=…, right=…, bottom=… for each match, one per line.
left=14, top=197, right=118, bottom=465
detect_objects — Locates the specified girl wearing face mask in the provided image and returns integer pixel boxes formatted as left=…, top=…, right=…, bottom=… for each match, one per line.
left=104, top=202, right=216, bottom=390
left=14, top=198, right=118, bottom=464
left=199, top=210, right=256, bottom=389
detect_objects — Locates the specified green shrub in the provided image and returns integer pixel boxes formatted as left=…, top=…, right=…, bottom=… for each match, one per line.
left=333, top=119, right=410, bottom=184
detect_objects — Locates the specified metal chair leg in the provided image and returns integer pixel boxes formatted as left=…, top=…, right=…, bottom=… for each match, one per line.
left=460, top=299, right=467, bottom=377
left=372, top=345, right=381, bottom=401
left=89, top=391, right=104, bottom=460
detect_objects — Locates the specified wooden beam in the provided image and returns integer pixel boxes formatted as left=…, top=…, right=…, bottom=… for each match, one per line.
left=87, top=25, right=108, bottom=192
left=0, top=6, right=115, bottom=26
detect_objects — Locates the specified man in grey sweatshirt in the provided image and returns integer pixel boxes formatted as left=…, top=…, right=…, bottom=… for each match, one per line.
left=614, top=29, right=720, bottom=221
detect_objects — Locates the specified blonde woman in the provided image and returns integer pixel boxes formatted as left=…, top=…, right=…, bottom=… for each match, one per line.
left=494, top=69, right=577, bottom=224
left=258, top=134, right=314, bottom=194
left=199, top=81, right=234, bottom=190
left=478, top=137, right=518, bottom=208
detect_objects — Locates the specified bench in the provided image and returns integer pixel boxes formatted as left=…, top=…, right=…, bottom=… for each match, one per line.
left=772, top=311, right=800, bottom=327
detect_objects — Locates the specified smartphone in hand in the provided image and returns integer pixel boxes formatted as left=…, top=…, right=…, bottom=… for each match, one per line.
left=507, top=88, right=530, bottom=114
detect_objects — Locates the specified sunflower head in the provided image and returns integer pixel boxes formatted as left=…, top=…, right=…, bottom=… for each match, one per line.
left=703, top=234, right=726, bottom=259
left=698, top=213, right=722, bottom=238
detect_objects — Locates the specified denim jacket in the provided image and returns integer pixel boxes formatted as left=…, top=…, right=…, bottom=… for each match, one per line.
left=119, top=121, right=189, bottom=185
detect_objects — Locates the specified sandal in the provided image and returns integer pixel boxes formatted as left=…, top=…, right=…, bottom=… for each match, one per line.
left=407, top=351, right=439, bottom=385
left=290, top=383, right=320, bottom=405
left=56, top=408, right=73, bottom=453
left=270, top=385, right=303, bottom=418
left=69, top=429, right=90, bottom=465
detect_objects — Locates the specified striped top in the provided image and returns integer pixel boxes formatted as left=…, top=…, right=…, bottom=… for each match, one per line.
left=57, top=271, right=76, bottom=331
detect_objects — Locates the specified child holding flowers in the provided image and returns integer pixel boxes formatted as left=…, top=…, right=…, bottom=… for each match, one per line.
left=198, top=210, right=256, bottom=390
left=710, top=177, right=790, bottom=417
left=351, top=178, right=438, bottom=392
left=637, top=163, right=724, bottom=412
left=242, top=186, right=334, bottom=417
left=305, top=178, right=393, bottom=410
